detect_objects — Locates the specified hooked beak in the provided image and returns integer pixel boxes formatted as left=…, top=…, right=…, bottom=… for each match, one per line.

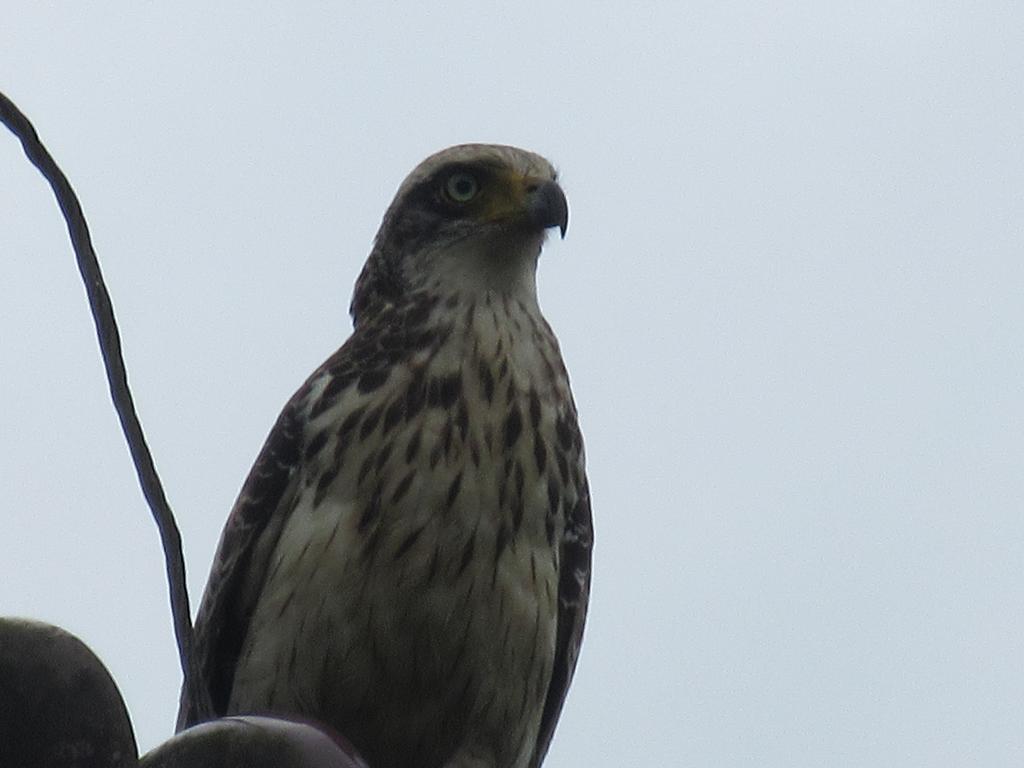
left=526, top=179, right=569, bottom=239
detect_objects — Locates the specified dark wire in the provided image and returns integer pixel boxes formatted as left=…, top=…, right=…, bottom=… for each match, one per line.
left=0, top=90, right=211, bottom=721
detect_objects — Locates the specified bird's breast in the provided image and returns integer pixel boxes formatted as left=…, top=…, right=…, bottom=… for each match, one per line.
left=230, top=294, right=583, bottom=768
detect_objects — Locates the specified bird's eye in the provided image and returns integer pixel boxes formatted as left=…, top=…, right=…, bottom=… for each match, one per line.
left=444, top=172, right=480, bottom=204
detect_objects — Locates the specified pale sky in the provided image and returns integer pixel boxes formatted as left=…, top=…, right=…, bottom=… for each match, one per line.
left=2, top=4, right=1023, bottom=766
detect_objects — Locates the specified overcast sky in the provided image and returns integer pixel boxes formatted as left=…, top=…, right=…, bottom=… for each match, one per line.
left=2, top=3, right=1023, bottom=766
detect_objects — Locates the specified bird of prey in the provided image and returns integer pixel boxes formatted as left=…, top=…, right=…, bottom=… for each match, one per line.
left=178, top=144, right=593, bottom=768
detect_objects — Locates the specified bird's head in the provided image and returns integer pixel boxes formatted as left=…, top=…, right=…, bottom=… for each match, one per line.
left=351, top=144, right=568, bottom=325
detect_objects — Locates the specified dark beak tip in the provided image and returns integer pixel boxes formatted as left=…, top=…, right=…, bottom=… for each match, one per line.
left=528, top=179, right=569, bottom=240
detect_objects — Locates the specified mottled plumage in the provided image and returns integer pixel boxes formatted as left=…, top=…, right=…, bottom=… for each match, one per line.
left=178, top=145, right=592, bottom=768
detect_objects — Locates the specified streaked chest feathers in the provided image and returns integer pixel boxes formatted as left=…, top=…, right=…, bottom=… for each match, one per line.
left=230, top=290, right=584, bottom=768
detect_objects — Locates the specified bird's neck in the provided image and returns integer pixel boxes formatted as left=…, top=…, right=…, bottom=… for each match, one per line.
left=410, top=229, right=546, bottom=308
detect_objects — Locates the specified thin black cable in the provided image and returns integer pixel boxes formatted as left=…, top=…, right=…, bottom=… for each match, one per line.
left=0, top=90, right=211, bottom=721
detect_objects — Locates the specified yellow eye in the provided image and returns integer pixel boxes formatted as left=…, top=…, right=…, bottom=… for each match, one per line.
left=444, top=172, right=480, bottom=203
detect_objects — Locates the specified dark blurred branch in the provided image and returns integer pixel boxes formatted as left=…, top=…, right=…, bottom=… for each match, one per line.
left=0, top=90, right=211, bottom=721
